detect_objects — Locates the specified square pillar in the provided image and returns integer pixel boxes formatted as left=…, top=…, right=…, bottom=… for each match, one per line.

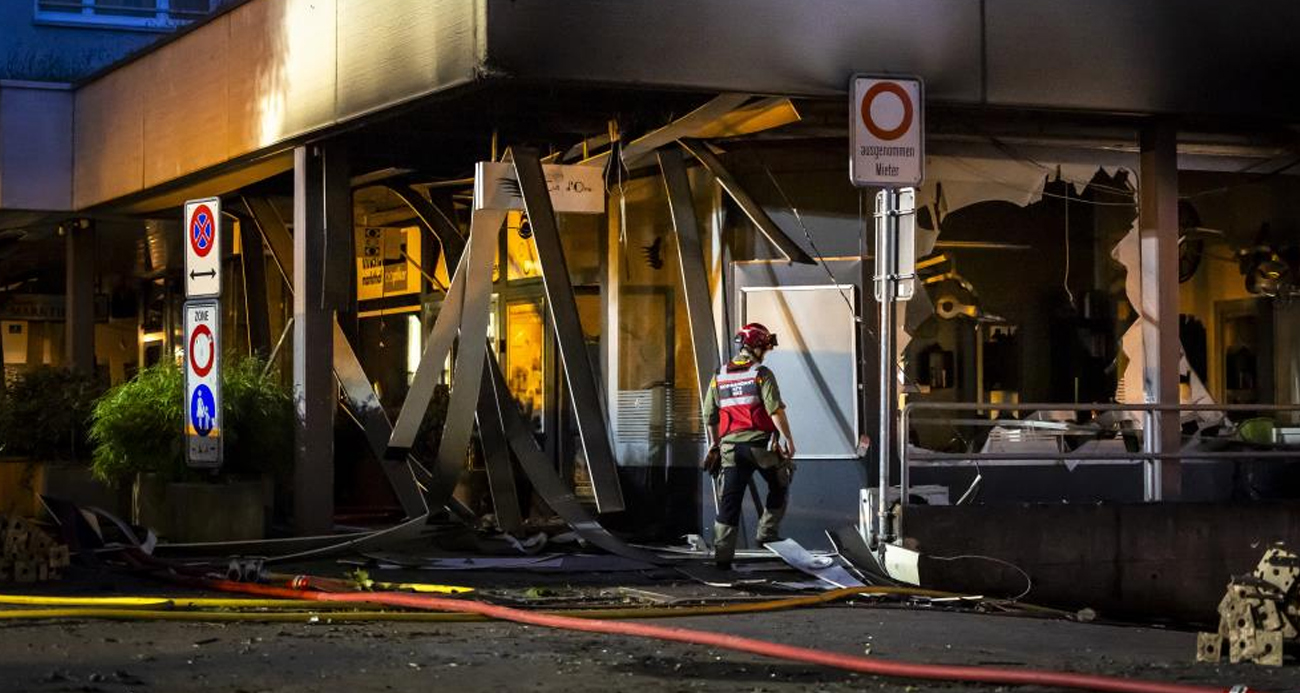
left=292, top=142, right=350, bottom=534
left=1139, top=123, right=1182, bottom=500
left=64, top=220, right=95, bottom=374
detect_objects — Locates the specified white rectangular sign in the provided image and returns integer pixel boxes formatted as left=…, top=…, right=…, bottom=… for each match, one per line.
left=184, top=299, right=222, bottom=469
left=184, top=197, right=222, bottom=298
left=850, top=75, right=924, bottom=188
left=473, top=162, right=605, bottom=214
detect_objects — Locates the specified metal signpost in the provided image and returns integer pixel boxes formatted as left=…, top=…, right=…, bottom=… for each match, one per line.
left=184, top=197, right=222, bottom=469
left=849, top=74, right=923, bottom=548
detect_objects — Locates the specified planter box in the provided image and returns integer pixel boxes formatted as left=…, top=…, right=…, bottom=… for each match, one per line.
left=133, top=473, right=268, bottom=542
left=41, top=463, right=128, bottom=517
left=0, top=458, right=42, bottom=517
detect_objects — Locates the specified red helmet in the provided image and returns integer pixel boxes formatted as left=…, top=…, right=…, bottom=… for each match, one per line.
left=734, top=323, right=778, bottom=351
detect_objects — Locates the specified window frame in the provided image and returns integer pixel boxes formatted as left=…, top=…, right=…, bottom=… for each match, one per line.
left=33, top=0, right=211, bottom=32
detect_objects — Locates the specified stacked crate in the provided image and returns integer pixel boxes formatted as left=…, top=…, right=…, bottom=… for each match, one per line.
left=1199, top=546, right=1300, bottom=666
left=0, top=516, right=70, bottom=583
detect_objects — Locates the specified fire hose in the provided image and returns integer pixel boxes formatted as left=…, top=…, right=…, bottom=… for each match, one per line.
left=173, top=576, right=1248, bottom=693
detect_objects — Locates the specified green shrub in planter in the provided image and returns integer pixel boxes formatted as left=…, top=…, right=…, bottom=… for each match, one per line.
left=0, top=367, right=105, bottom=462
left=89, top=357, right=293, bottom=485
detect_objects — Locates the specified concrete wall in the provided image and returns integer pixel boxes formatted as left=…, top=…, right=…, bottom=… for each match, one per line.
left=70, top=0, right=484, bottom=210
left=908, top=502, right=1300, bottom=622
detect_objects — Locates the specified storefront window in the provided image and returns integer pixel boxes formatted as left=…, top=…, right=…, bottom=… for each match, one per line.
left=505, top=299, right=546, bottom=434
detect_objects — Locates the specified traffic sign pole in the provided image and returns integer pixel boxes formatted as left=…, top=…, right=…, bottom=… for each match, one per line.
left=849, top=74, right=924, bottom=549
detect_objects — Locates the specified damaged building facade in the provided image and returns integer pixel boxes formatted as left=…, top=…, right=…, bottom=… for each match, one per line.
left=2, top=0, right=1300, bottom=602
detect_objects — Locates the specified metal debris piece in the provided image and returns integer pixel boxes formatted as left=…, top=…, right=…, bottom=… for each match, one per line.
left=764, top=539, right=865, bottom=589
left=1196, top=633, right=1223, bottom=663
left=1203, top=543, right=1299, bottom=666
left=1254, top=546, right=1300, bottom=594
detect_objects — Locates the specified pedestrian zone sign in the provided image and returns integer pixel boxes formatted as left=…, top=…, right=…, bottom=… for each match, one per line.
left=850, top=75, right=924, bottom=188
left=184, top=299, right=222, bottom=469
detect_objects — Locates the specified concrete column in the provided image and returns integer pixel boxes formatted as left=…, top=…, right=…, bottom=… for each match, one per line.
left=292, top=143, right=349, bottom=534
left=64, top=220, right=95, bottom=374
left=1139, top=123, right=1182, bottom=500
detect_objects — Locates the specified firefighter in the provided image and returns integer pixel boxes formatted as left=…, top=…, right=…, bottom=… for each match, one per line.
left=702, top=322, right=796, bottom=570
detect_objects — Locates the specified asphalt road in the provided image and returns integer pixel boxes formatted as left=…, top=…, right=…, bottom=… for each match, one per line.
left=2, top=605, right=1297, bottom=693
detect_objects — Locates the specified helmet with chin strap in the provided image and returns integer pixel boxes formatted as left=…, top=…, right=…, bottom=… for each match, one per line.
left=734, top=323, right=778, bottom=351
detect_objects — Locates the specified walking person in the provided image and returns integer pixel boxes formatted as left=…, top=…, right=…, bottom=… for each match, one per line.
left=703, top=323, right=796, bottom=570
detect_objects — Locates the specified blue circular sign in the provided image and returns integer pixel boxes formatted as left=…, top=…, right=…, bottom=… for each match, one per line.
left=190, top=384, right=216, bottom=437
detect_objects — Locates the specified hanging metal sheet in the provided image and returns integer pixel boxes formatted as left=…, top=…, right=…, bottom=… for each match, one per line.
left=432, top=209, right=505, bottom=505
left=513, top=148, right=625, bottom=513
left=677, top=138, right=814, bottom=265
left=658, top=148, right=720, bottom=409
left=486, top=357, right=661, bottom=564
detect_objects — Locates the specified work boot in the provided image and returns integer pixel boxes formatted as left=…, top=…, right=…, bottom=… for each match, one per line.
left=713, top=522, right=738, bottom=570
left=755, top=506, right=786, bottom=544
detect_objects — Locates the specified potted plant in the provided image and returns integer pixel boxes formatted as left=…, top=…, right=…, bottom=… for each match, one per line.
left=0, top=367, right=113, bottom=517
left=89, top=356, right=293, bottom=541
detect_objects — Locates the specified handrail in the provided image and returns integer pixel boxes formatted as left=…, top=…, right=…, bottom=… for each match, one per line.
left=884, top=401, right=1300, bottom=547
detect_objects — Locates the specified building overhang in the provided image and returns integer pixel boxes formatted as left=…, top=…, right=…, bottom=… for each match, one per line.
left=7, top=0, right=1300, bottom=214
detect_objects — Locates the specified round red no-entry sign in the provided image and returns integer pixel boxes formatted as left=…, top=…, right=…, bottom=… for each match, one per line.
left=189, top=324, right=214, bottom=377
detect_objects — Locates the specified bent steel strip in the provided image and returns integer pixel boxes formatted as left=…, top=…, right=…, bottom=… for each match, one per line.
left=659, top=147, right=721, bottom=410
left=386, top=184, right=467, bottom=268
left=476, top=363, right=524, bottom=534
left=514, top=148, right=626, bottom=513
left=485, top=357, right=662, bottom=565
left=387, top=251, right=469, bottom=454
left=432, top=209, right=505, bottom=506
left=677, top=138, right=815, bottom=265
left=332, top=320, right=427, bottom=519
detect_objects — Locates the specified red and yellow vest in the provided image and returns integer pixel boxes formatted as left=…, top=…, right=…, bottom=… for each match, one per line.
left=715, top=360, right=776, bottom=438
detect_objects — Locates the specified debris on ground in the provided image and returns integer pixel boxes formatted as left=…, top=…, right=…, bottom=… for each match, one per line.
left=0, top=515, right=70, bottom=583
left=1199, top=544, right=1299, bottom=666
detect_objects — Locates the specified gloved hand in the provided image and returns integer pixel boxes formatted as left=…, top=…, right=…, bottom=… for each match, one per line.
left=700, top=445, right=722, bottom=477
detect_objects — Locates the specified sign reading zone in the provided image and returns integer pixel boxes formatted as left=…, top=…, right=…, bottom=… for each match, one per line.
left=849, top=75, right=924, bottom=188
left=184, top=300, right=222, bottom=469
left=184, top=197, right=221, bottom=298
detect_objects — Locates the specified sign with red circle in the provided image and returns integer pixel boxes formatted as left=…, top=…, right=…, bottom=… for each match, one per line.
left=849, top=75, right=924, bottom=188
left=860, top=82, right=914, bottom=142
left=189, top=204, right=216, bottom=258
left=189, top=323, right=214, bottom=377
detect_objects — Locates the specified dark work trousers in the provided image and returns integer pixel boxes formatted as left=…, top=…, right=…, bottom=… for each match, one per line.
left=716, top=441, right=789, bottom=527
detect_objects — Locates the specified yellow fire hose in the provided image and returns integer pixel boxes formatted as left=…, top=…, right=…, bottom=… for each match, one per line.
left=0, top=586, right=1000, bottom=623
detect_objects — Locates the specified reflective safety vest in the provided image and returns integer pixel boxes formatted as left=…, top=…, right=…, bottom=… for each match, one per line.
left=715, top=361, right=776, bottom=438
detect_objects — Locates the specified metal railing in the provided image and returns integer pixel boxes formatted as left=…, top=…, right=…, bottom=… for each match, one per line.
left=887, top=402, right=1300, bottom=544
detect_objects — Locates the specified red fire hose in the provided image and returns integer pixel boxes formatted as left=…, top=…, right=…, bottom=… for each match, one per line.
left=192, top=577, right=1251, bottom=693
